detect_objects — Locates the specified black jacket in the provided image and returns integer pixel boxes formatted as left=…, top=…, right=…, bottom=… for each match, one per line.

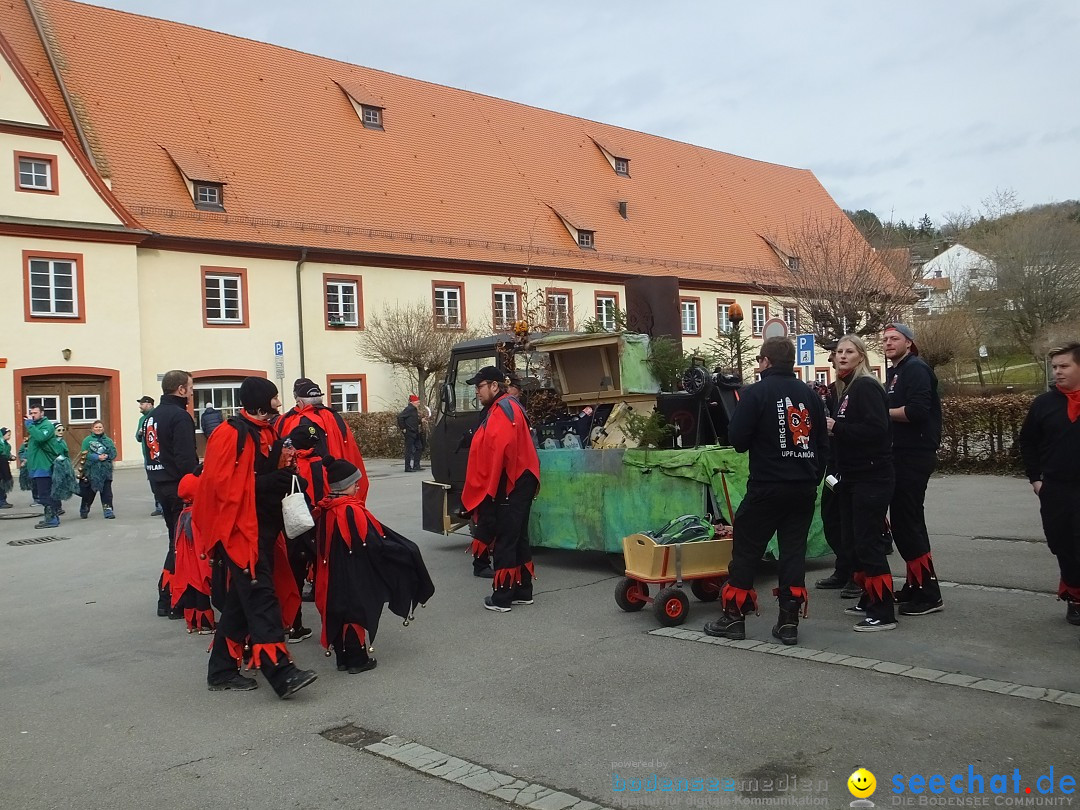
left=831, top=375, right=893, bottom=479
left=727, top=368, right=828, bottom=484
left=144, top=394, right=198, bottom=482
left=1019, top=388, right=1080, bottom=484
left=200, top=406, right=224, bottom=436
left=886, top=353, right=941, bottom=453
left=399, top=403, right=420, bottom=436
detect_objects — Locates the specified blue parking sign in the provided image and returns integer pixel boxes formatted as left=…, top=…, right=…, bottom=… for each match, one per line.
left=796, top=334, right=815, bottom=366
left=274, top=341, right=284, bottom=357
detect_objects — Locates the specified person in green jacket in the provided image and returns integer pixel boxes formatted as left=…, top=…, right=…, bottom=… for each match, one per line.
left=24, top=405, right=67, bottom=529
left=0, top=427, right=13, bottom=509
left=79, top=420, right=118, bottom=519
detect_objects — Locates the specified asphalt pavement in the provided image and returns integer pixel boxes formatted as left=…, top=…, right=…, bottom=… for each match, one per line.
left=1, top=463, right=1076, bottom=810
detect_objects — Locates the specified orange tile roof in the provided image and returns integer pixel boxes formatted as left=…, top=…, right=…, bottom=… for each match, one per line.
left=13, top=0, right=874, bottom=290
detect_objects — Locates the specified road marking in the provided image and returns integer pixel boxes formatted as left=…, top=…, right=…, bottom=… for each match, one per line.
left=322, top=724, right=615, bottom=810
left=650, top=627, right=1080, bottom=708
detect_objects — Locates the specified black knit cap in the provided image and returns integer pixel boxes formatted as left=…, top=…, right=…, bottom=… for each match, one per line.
left=465, top=366, right=506, bottom=385
left=325, top=456, right=362, bottom=492
left=239, top=377, right=278, bottom=414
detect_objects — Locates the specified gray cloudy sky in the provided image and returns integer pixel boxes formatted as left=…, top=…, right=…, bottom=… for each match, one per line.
left=92, top=1, right=1080, bottom=226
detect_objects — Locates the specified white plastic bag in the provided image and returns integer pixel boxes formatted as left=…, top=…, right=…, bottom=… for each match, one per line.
left=281, top=475, right=314, bottom=539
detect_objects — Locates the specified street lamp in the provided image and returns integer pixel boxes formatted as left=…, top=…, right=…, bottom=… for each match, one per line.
left=729, top=303, right=744, bottom=380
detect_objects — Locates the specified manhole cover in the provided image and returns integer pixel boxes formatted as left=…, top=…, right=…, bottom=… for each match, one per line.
left=7, top=535, right=70, bottom=547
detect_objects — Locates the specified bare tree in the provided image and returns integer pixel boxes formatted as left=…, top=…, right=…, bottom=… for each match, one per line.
left=755, top=213, right=917, bottom=344
left=970, top=207, right=1080, bottom=366
left=911, top=310, right=976, bottom=373
left=358, top=301, right=485, bottom=406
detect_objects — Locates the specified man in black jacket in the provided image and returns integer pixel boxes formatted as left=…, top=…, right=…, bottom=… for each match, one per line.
left=1019, top=342, right=1080, bottom=628
left=399, top=395, right=423, bottom=472
left=144, top=369, right=199, bottom=618
left=883, top=324, right=944, bottom=616
left=703, top=337, right=828, bottom=645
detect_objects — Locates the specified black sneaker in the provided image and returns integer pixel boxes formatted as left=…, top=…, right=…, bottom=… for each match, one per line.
left=156, top=606, right=169, bottom=618
left=839, top=581, right=863, bottom=599
left=814, top=573, right=846, bottom=589
left=287, top=626, right=313, bottom=643
left=483, top=596, right=511, bottom=613
left=473, top=566, right=495, bottom=579
left=898, top=599, right=944, bottom=616
left=511, top=596, right=534, bottom=606
left=853, top=617, right=897, bottom=632
left=1067, top=602, right=1080, bottom=626
left=844, top=604, right=866, bottom=616
left=275, top=668, right=318, bottom=699
left=894, top=584, right=914, bottom=604
left=208, top=672, right=258, bottom=691
left=347, top=658, right=378, bottom=675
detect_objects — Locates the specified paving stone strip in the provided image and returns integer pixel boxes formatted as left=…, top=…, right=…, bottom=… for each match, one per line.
left=650, top=627, right=1080, bottom=707
left=322, top=724, right=614, bottom=810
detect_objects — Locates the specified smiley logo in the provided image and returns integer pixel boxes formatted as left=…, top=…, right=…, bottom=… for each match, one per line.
left=847, top=768, right=876, bottom=798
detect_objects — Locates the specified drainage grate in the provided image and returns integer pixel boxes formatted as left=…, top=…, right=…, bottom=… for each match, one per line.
left=7, top=535, right=70, bottom=547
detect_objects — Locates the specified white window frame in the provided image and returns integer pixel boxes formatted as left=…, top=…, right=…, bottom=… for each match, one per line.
left=67, top=395, right=101, bottom=424
left=783, top=305, right=799, bottom=333
left=578, top=230, right=594, bottom=248
left=613, top=157, right=629, bottom=176
left=547, top=292, right=570, bottom=331
left=680, top=300, right=699, bottom=335
left=19, top=157, right=53, bottom=190
left=493, top=289, right=518, bottom=331
left=596, top=295, right=617, bottom=331
left=751, top=304, right=767, bottom=336
left=326, top=280, right=360, bottom=326
left=204, top=273, right=243, bottom=323
left=193, top=383, right=242, bottom=428
left=434, top=286, right=462, bottom=329
left=194, top=182, right=223, bottom=207
left=361, top=106, right=383, bottom=128
left=815, top=370, right=830, bottom=385
left=330, top=380, right=364, bottom=413
left=28, top=257, right=78, bottom=318
left=717, top=303, right=732, bottom=334
left=26, top=396, right=60, bottom=422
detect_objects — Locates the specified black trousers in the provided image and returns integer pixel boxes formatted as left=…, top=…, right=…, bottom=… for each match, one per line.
left=286, top=529, right=316, bottom=627
left=32, top=476, right=60, bottom=511
left=404, top=434, right=423, bottom=471
left=891, top=450, right=941, bottom=600
left=151, top=479, right=183, bottom=606
left=207, top=546, right=292, bottom=688
left=727, top=481, right=817, bottom=600
left=1039, top=480, right=1080, bottom=594
left=819, top=476, right=849, bottom=579
left=482, top=471, right=538, bottom=606
left=839, top=474, right=895, bottom=622
left=79, top=478, right=114, bottom=510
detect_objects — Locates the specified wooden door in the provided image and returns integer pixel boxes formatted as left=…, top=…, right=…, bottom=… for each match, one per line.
left=22, top=376, right=110, bottom=456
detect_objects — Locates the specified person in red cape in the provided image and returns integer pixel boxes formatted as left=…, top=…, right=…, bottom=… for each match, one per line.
left=170, top=472, right=215, bottom=634
left=460, top=366, right=540, bottom=612
left=1019, top=342, right=1080, bottom=629
left=193, top=377, right=317, bottom=697
left=276, top=378, right=369, bottom=504
left=315, top=456, right=435, bottom=673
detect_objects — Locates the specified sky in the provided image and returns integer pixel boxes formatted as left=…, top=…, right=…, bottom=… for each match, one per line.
left=89, top=0, right=1080, bottom=228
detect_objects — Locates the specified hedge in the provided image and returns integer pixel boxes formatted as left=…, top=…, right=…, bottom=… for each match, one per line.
left=938, top=393, right=1035, bottom=474
left=347, top=394, right=1040, bottom=474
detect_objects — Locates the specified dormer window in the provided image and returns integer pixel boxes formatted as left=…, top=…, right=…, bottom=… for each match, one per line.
left=194, top=182, right=224, bottom=211
left=614, top=157, right=629, bottom=176
left=787, top=256, right=800, bottom=271
left=360, top=105, right=383, bottom=130
left=589, top=135, right=631, bottom=177
left=578, top=230, right=595, bottom=249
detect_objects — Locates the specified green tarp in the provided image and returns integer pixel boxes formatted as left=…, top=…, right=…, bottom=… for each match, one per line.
left=529, top=445, right=828, bottom=559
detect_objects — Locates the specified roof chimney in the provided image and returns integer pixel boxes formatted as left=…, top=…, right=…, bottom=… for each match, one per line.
left=618, top=201, right=628, bottom=219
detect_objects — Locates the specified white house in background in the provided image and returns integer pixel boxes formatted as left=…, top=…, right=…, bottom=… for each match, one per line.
left=914, top=244, right=995, bottom=315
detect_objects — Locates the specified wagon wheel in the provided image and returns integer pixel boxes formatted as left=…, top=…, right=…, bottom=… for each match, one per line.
left=654, top=586, right=690, bottom=627
left=614, top=578, right=649, bottom=612
left=690, top=577, right=724, bottom=603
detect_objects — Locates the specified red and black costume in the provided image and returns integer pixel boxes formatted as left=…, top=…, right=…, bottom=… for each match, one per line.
left=315, top=482, right=435, bottom=673
left=1019, top=384, right=1080, bottom=617
left=170, top=473, right=214, bottom=634
left=831, top=372, right=896, bottom=626
left=194, top=395, right=313, bottom=697
left=462, top=390, right=540, bottom=608
left=886, top=351, right=944, bottom=612
left=276, top=402, right=369, bottom=504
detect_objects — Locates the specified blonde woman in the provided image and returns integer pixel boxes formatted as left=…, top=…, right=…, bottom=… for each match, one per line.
left=826, top=335, right=896, bottom=631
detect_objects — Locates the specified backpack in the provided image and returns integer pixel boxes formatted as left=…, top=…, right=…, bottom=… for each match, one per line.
left=647, top=515, right=715, bottom=546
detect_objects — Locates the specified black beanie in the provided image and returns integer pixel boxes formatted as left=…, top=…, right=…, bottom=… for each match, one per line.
left=239, top=377, right=278, bottom=414
left=325, top=456, right=362, bottom=492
